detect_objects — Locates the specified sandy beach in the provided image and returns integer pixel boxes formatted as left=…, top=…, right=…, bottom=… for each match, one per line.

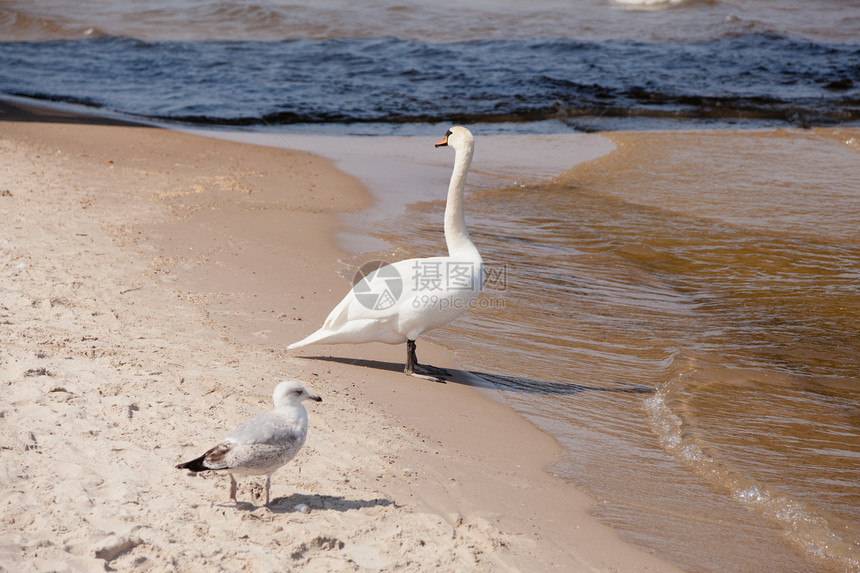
left=0, top=101, right=684, bottom=572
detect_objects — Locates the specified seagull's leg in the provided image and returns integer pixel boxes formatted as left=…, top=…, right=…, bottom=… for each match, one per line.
left=229, top=474, right=238, bottom=503
left=404, top=339, right=450, bottom=382
left=265, top=475, right=271, bottom=507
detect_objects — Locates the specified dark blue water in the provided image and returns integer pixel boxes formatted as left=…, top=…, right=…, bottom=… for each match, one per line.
left=1, top=34, right=858, bottom=132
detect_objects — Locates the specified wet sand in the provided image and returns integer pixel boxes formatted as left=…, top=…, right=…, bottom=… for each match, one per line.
left=0, top=100, right=682, bottom=572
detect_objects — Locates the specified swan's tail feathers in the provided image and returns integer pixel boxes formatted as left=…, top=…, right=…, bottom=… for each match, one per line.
left=288, top=291, right=355, bottom=350
left=287, top=328, right=332, bottom=350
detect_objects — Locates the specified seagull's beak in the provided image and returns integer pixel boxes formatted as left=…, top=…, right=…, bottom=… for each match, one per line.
left=435, top=135, right=449, bottom=148
left=309, top=395, right=322, bottom=402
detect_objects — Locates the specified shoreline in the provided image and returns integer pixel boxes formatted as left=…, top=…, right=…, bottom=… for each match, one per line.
left=0, top=99, right=682, bottom=571
left=175, top=126, right=617, bottom=256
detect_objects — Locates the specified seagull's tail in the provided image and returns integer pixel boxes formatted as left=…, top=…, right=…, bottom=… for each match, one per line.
left=176, top=454, right=209, bottom=472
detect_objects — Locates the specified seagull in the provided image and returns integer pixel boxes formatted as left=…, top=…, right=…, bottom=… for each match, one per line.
left=176, top=380, right=322, bottom=506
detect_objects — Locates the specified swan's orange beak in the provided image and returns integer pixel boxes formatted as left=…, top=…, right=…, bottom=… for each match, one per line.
left=435, top=135, right=449, bottom=148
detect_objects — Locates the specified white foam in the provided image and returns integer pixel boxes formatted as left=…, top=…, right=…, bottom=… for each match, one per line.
left=646, top=378, right=860, bottom=571
left=611, top=0, right=686, bottom=8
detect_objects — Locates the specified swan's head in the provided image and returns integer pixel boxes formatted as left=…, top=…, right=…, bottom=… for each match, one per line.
left=272, top=380, right=322, bottom=408
left=435, top=126, right=474, bottom=151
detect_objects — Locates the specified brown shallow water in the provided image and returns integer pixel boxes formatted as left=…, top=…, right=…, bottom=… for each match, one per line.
left=375, top=129, right=860, bottom=572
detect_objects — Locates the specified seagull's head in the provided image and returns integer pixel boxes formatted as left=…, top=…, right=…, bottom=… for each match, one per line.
left=273, top=380, right=322, bottom=408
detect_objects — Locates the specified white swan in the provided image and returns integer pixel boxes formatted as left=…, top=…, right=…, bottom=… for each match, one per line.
left=288, top=126, right=483, bottom=381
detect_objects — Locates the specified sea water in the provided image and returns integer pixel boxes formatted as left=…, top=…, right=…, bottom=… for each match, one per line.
left=2, top=1, right=858, bottom=571
left=2, top=0, right=859, bottom=131
left=394, top=129, right=859, bottom=572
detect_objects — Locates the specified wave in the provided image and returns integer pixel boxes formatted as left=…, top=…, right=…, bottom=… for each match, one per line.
left=0, top=7, right=107, bottom=41
left=645, top=365, right=860, bottom=572
left=0, top=34, right=858, bottom=132
left=7, top=0, right=854, bottom=44
left=610, top=0, right=695, bottom=9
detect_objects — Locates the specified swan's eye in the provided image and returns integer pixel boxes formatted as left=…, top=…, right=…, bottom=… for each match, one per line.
left=445, top=129, right=452, bottom=137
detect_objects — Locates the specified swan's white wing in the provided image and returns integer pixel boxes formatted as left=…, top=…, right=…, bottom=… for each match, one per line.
left=391, top=255, right=484, bottom=339
left=288, top=260, right=415, bottom=347
left=288, top=254, right=482, bottom=348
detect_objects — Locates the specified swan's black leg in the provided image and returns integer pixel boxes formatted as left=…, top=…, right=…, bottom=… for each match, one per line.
left=405, top=339, right=450, bottom=382
left=405, top=339, right=418, bottom=373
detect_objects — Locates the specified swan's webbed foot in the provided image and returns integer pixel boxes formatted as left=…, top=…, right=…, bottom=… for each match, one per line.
left=414, top=363, right=452, bottom=377
left=405, top=340, right=450, bottom=383
left=407, top=363, right=450, bottom=382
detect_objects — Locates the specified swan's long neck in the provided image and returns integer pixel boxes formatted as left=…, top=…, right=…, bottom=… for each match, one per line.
left=444, top=140, right=480, bottom=259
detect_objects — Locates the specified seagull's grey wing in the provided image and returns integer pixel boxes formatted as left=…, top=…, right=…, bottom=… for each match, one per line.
left=226, top=410, right=305, bottom=446
left=200, top=441, right=234, bottom=470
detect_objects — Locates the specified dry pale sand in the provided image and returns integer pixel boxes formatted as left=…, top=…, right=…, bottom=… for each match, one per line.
left=0, top=101, right=682, bottom=572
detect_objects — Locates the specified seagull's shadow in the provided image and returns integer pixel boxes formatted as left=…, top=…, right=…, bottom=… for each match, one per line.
left=300, top=355, right=653, bottom=395
left=271, top=493, right=394, bottom=514
left=226, top=494, right=394, bottom=514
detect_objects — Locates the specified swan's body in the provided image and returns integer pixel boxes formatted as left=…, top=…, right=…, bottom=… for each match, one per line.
left=289, top=127, right=482, bottom=380
left=176, top=380, right=322, bottom=506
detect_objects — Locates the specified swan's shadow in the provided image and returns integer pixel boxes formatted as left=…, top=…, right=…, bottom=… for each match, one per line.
left=300, top=355, right=653, bottom=395
left=226, top=493, right=394, bottom=514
